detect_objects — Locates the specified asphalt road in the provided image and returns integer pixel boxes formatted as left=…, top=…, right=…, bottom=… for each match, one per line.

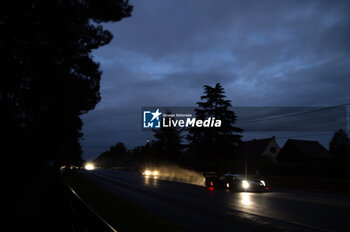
left=80, top=169, right=350, bottom=232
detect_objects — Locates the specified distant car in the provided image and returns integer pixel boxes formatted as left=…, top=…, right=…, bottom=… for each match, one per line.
left=62, top=164, right=79, bottom=170
left=204, top=172, right=268, bottom=192
left=141, top=168, right=159, bottom=177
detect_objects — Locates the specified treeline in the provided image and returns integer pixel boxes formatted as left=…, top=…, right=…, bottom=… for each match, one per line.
left=95, top=83, right=243, bottom=170
left=95, top=83, right=350, bottom=174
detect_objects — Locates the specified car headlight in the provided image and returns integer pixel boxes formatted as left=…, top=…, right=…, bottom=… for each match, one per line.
left=144, top=170, right=151, bottom=176
left=153, top=170, right=159, bottom=176
left=242, top=180, right=250, bottom=189
left=260, top=180, right=266, bottom=186
left=84, top=163, right=95, bottom=170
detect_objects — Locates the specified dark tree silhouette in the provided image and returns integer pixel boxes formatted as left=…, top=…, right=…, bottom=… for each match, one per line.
left=95, top=142, right=131, bottom=168
left=0, top=0, right=132, bottom=171
left=329, top=129, right=350, bottom=161
left=187, top=83, right=243, bottom=167
left=133, top=141, right=155, bottom=164
left=1, top=1, right=133, bottom=230
left=153, top=116, right=183, bottom=163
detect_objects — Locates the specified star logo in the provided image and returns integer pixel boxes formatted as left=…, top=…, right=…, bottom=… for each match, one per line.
left=150, top=108, right=162, bottom=122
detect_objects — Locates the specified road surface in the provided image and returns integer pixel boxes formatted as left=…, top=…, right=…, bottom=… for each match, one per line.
left=79, top=169, right=350, bottom=232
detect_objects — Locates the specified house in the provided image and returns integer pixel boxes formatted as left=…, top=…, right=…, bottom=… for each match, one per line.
left=238, top=136, right=280, bottom=162
left=277, top=139, right=331, bottom=163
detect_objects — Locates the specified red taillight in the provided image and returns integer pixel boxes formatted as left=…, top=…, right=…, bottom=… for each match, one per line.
left=208, top=187, right=214, bottom=190
left=265, top=187, right=269, bottom=190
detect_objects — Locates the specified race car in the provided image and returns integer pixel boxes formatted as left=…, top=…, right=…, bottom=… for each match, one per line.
left=142, top=168, right=159, bottom=177
left=204, top=172, right=268, bottom=192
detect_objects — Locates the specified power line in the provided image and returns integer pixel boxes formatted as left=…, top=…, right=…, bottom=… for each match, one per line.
left=276, top=132, right=334, bottom=139
left=237, top=102, right=350, bottom=124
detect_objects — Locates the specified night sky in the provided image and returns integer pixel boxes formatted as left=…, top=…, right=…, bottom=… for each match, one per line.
left=81, top=0, right=350, bottom=160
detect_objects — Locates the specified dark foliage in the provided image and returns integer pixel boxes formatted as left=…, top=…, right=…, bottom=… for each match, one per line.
left=187, top=83, right=243, bottom=167
left=152, top=113, right=183, bottom=163
left=132, top=141, right=155, bottom=165
left=2, top=1, right=132, bottom=230
left=131, top=125, right=183, bottom=166
left=95, top=142, right=132, bottom=168
left=0, top=0, right=132, bottom=172
left=329, top=129, right=350, bottom=161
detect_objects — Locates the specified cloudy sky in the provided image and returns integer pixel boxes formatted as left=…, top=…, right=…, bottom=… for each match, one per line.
left=81, top=0, right=350, bottom=160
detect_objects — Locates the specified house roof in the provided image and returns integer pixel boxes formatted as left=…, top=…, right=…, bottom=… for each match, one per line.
left=238, top=137, right=277, bottom=158
left=282, top=139, right=331, bottom=158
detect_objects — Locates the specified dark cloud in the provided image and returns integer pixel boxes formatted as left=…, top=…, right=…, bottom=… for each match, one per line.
left=82, top=0, right=350, bottom=159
